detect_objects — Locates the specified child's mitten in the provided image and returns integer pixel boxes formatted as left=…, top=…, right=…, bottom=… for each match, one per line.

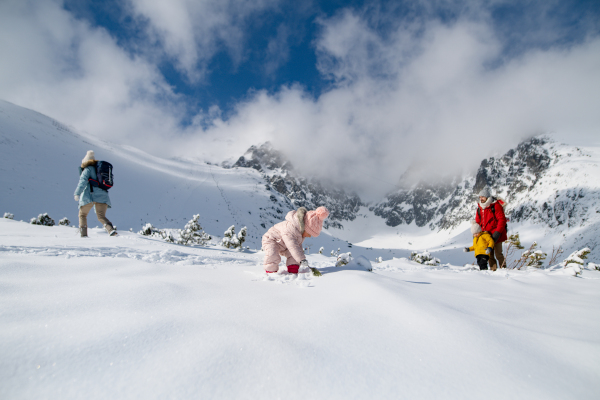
left=463, top=247, right=470, bottom=252
left=485, top=247, right=492, bottom=255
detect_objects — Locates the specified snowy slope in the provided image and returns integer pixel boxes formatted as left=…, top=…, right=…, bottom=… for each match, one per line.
left=327, top=137, right=600, bottom=266
left=1, top=219, right=600, bottom=399
left=0, top=100, right=299, bottom=248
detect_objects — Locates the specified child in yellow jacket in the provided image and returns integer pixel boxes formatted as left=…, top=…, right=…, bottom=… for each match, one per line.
left=463, top=222, right=496, bottom=270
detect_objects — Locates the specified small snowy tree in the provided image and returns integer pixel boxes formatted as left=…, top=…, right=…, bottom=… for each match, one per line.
left=330, top=248, right=340, bottom=257
left=559, top=248, right=590, bottom=276
left=336, top=252, right=352, bottom=267
left=3, top=212, right=14, bottom=219
left=222, top=225, right=247, bottom=250
left=376, top=256, right=383, bottom=263
left=59, top=217, right=70, bottom=226
left=319, top=247, right=324, bottom=254
left=513, top=242, right=546, bottom=269
left=138, top=223, right=173, bottom=241
left=178, top=214, right=211, bottom=246
left=523, top=247, right=547, bottom=268
left=31, top=213, right=55, bottom=226
left=410, top=250, right=440, bottom=266
left=504, top=233, right=525, bottom=268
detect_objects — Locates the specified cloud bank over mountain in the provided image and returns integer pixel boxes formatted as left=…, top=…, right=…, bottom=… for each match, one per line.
left=1, top=0, right=599, bottom=197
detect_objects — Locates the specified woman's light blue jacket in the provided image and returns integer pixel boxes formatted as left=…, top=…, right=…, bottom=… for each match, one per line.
left=74, top=163, right=111, bottom=208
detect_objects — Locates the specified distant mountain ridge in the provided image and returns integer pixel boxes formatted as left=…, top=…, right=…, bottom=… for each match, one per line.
left=230, top=136, right=600, bottom=257
left=230, top=142, right=362, bottom=229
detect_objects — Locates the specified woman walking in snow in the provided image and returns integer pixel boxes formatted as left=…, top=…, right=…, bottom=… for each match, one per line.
left=262, top=206, right=329, bottom=274
left=475, top=188, right=507, bottom=270
left=74, top=150, right=116, bottom=238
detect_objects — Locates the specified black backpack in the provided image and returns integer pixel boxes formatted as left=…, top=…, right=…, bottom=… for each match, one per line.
left=79, top=161, right=114, bottom=191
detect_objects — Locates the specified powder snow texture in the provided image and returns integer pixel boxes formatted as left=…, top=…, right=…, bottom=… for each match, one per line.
left=1, top=219, right=599, bottom=400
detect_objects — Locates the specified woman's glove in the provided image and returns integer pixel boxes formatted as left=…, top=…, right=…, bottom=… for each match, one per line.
left=492, top=232, right=500, bottom=242
left=485, top=247, right=492, bottom=255
left=74, top=195, right=79, bottom=201
left=463, top=247, right=470, bottom=252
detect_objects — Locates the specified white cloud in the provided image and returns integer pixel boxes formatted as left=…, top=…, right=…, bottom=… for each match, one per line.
left=0, top=0, right=187, bottom=153
left=1, top=1, right=599, bottom=200
left=127, top=0, right=281, bottom=81
left=191, top=11, right=600, bottom=198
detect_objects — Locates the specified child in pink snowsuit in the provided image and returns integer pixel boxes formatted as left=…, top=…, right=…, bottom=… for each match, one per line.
left=262, top=206, right=329, bottom=273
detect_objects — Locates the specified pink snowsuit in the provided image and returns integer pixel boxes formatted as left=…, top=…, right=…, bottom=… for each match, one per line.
left=262, top=208, right=307, bottom=273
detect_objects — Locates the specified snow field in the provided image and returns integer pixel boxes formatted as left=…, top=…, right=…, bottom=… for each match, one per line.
left=2, top=219, right=600, bottom=399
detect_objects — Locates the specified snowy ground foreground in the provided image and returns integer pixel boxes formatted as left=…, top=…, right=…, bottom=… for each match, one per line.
left=2, top=219, right=600, bottom=400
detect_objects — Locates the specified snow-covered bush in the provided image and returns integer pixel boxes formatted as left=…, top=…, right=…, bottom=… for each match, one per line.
left=139, top=223, right=159, bottom=236
left=588, top=263, right=599, bottom=271
left=558, top=248, right=591, bottom=276
left=354, top=255, right=373, bottom=272
left=561, top=248, right=590, bottom=267
left=178, top=214, right=211, bottom=246
left=59, top=217, right=70, bottom=226
left=331, top=248, right=340, bottom=257
left=30, top=213, right=55, bottom=226
left=521, top=243, right=547, bottom=268
left=336, top=252, right=352, bottom=267
left=222, top=225, right=247, bottom=250
left=410, top=250, right=440, bottom=266
left=138, top=223, right=174, bottom=242
left=319, top=247, right=324, bottom=254
left=376, top=257, right=383, bottom=263
left=3, top=212, right=14, bottom=219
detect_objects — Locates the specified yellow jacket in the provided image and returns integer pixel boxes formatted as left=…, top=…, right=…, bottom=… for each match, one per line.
left=468, top=232, right=495, bottom=256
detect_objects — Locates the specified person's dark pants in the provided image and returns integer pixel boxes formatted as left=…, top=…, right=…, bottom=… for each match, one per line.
left=476, top=255, right=489, bottom=270
left=489, top=242, right=506, bottom=270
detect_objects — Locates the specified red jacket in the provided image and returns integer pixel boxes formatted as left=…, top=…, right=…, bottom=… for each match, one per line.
left=475, top=198, right=507, bottom=243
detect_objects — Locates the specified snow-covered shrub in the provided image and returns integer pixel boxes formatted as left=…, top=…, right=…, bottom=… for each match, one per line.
left=222, top=225, right=247, bottom=250
left=3, top=212, right=14, bottom=219
left=521, top=243, right=547, bottom=268
left=331, top=248, right=340, bottom=257
left=30, top=213, right=55, bottom=226
left=410, top=250, right=440, bottom=266
left=354, top=255, right=372, bottom=271
left=588, top=263, right=599, bottom=271
left=376, top=257, right=383, bottom=263
left=558, top=248, right=591, bottom=276
left=319, top=247, right=324, bottom=254
left=141, top=224, right=175, bottom=242
left=59, top=217, right=70, bottom=226
left=139, top=223, right=159, bottom=236
left=178, top=214, right=211, bottom=246
left=336, top=252, right=352, bottom=267
left=561, top=248, right=590, bottom=267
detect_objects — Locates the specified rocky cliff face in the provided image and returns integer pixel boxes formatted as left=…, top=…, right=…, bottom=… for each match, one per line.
left=230, top=137, right=599, bottom=253
left=370, top=136, right=554, bottom=230
left=230, top=143, right=363, bottom=229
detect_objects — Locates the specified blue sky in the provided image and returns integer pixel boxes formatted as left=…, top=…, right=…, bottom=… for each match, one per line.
left=61, top=0, right=600, bottom=119
left=1, top=0, right=600, bottom=195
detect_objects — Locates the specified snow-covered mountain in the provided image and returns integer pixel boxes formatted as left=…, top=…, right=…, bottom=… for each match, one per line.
left=229, top=136, right=600, bottom=261
left=229, top=142, right=362, bottom=229
left=1, top=99, right=599, bottom=262
left=0, top=100, right=294, bottom=248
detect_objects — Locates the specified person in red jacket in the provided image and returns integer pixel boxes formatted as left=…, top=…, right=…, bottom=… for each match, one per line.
left=475, top=187, right=507, bottom=270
